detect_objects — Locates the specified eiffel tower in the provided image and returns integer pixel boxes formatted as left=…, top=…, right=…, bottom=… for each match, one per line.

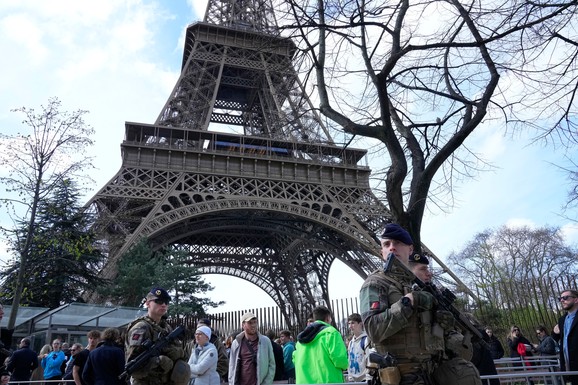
left=87, top=0, right=391, bottom=328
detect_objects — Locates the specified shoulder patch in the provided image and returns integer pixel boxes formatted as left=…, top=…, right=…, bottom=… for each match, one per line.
left=129, top=328, right=147, bottom=346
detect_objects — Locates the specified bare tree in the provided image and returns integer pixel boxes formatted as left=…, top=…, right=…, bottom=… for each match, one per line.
left=274, top=0, right=577, bottom=250
left=448, top=225, right=577, bottom=304
left=0, top=97, right=95, bottom=329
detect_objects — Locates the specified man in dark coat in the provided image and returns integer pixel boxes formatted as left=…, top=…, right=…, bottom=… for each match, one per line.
left=471, top=330, right=499, bottom=385
left=82, top=327, right=125, bottom=385
left=6, top=337, right=38, bottom=384
left=553, top=289, right=578, bottom=385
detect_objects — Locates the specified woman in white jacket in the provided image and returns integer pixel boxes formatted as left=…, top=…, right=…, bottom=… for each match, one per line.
left=188, top=326, right=220, bottom=385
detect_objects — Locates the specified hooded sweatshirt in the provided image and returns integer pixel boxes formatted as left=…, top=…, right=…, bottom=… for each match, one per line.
left=293, top=321, right=348, bottom=384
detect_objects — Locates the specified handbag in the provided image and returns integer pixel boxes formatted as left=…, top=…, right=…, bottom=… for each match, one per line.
left=517, top=342, right=527, bottom=356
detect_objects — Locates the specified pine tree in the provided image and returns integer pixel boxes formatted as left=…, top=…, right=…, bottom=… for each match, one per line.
left=99, top=238, right=160, bottom=307
left=0, top=179, right=106, bottom=308
left=157, top=248, right=224, bottom=318
left=101, top=240, right=224, bottom=315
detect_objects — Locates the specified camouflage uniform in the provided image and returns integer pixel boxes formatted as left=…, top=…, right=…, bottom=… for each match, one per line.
left=432, top=313, right=482, bottom=385
left=126, top=316, right=186, bottom=385
left=360, top=263, right=442, bottom=385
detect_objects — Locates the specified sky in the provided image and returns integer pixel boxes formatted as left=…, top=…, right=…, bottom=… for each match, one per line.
left=1, top=0, right=577, bottom=314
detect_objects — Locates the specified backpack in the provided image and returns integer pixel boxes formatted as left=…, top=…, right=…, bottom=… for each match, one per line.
left=349, top=335, right=368, bottom=351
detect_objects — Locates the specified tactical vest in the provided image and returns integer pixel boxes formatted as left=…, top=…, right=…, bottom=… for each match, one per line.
left=363, top=270, right=442, bottom=363
left=126, top=316, right=174, bottom=385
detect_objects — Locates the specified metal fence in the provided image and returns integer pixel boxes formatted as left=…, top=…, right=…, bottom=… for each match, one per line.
left=171, top=273, right=574, bottom=349
left=177, top=296, right=361, bottom=339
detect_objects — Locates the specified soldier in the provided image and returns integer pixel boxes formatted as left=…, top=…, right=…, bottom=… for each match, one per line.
left=125, top=287, right=189, bottom=385
left=360, top=223, right=440, bottom=385
left=408, top=253, right=482, bottom=385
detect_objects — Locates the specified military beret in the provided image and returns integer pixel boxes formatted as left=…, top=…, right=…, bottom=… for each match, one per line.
left=408, top=253, right=429, bottom=265
left=146, top=287, right=171, bottom=302
left=381, top=223, right=413, bottom=245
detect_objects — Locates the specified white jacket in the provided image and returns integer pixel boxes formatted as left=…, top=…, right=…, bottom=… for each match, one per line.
left=188, top=342, right=220, bottom=385
left=228, top=333, right=275, bottom=385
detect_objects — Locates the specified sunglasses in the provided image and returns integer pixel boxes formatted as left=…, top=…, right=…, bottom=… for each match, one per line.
left=153, top=298, right=169, bottom=305
left=559, top=295, right=576, bottom=301
left=512, top=329, right=520, bottom=332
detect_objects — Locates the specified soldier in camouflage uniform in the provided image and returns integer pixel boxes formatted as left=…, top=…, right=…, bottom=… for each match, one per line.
left=360, top=224, right=440, bottom=385
left=126, top=287, right=188, bottom=385
left=408, top=254, right=482, bottom=385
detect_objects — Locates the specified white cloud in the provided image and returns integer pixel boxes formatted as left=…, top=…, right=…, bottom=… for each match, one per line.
left=561, top=222, right=578, bottom=246
left=505, top=218, right=537, bottom=229
left=191, top=0, right=208, bottom=20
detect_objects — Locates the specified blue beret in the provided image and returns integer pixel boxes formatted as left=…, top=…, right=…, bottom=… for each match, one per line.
left=381, top=223, right=413, bottom=245
left=408, top=253, right=429, bottom=265
left=146, top=287, right=171, bottom=302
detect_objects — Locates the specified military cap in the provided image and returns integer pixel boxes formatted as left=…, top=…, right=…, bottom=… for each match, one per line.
left=146, top=287, right=171, bottom=302
left=381, top=223, right=413, bottom=245
left=408, top=253, right=429, bottom=265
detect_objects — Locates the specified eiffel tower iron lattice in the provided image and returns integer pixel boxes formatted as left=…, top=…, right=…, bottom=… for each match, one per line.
left=87, top=0, right=393, bottom=328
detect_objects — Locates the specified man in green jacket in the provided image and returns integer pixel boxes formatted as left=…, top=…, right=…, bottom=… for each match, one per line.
left=293, top=305, right=348, bottom=384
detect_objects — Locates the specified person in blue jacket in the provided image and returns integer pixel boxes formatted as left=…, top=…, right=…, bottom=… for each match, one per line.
left=41, top=339, right=66, bottom=382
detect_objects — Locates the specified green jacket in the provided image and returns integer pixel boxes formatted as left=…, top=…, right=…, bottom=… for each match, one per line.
left=293, top=321, right=348, bottom=384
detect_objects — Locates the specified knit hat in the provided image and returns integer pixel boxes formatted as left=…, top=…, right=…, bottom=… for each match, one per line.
left=196, top=325, right=212, bottom=339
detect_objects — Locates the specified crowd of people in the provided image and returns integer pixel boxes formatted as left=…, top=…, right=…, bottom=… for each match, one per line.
left=0, top=223, right=577, bottom=385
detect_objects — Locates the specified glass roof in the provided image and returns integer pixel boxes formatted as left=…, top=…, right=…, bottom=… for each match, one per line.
left=1, top=303, right=146, bottom=331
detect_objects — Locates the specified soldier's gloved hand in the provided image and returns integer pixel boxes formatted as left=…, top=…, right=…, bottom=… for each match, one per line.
left=412, top=291, right=437, bottom=311
left=155, top=355, right=174, bottom=373
left=436, top=310, right=454, bottom=330
left=164, top=346, right=185, bottom=361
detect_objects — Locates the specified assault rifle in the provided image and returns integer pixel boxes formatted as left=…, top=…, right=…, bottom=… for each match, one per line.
left=383, top=253, right=489, bottom=349
left=119, top=325, right=185, bottom=380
